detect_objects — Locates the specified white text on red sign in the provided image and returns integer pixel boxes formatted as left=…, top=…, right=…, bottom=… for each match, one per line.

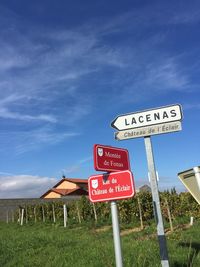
left=88, top=170, right=135, bottom=203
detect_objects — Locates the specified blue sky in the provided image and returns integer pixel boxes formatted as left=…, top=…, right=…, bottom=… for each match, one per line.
left=0, top=0, right=200, bottom=198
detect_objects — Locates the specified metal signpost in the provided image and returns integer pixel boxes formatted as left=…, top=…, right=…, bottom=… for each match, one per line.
left=89, top=146, right=135, bottom=267
left=88, top=170, right=135, bottom=267
left=111, top=104, right=183, bottom=267
left=111, top=200, right=123, bottom=267
left=144, top=136, right=169, bottom=266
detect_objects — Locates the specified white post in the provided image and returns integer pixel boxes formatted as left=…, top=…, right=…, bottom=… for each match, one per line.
left=21, top=208, right=24, bottom=226
left=63, top=204, right=67, bottom=227
left=190, top=216, right=194, bottom=226
left=52, top=204, right=56, bottom=223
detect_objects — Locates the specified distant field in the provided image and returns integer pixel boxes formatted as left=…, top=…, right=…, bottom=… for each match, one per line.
left=0, top=220, right=200, bottom=267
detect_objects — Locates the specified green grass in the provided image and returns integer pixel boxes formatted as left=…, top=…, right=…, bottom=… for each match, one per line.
left=0, top=220, right=200, bottom=267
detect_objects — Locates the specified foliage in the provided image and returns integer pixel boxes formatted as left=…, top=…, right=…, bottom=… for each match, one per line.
left=14, top=191, right=200, bottom=226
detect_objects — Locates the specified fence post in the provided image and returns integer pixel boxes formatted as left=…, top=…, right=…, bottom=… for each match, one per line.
left=76, top=203, right=81, bottom=224
left=12, top=210, right=14, bottom=223
left=63, top=204, right=67, bottom=227
left=164, top=198, right=173, bottom=232
left=18, top=208, right=21, bottom=224
left=6, top=210, right=9, bottom=224
left=20, top=208, right=24, bottom=226
left=42, top=205, right=45, bottom=223
left=92, top=203, right=97, bottom=222
left=52, top=204, right=56, bottom=223
left=25, top=206, right=28, bottom=224
left=34, top=206, right=37, bottom=223
left=137, top=196, right=144, bottom=230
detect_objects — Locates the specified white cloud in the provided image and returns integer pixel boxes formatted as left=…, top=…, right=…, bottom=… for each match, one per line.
left=0, top=27, right=99, bottom=127
left=145, top=59, right=189, bottom=91
left=169, top=7, right=200, bottom=25
left=0, top=107, right=57, bottom=123
left=0, top=127, right=80, bottom=155
left=0, top=175, right=58, bottom=198
left=0, top=6, right=194, bottom=122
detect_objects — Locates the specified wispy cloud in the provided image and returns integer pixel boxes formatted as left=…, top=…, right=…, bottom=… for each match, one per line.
left=62, top=156, right=92, bottom=176
left=144, top=59, right=189, bottom=91
left=0, top=127, right=80, bottom=155
left=0, top=4, right=196, bottom=112
left=0, top=174, right=57, bottom=198
left=0, top=2, right=199, bottom=155
left=0, top=107, right=57, bottom=123
left=183, top=103, right=200, bottom=110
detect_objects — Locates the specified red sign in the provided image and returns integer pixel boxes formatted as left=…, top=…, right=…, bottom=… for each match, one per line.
left=94, top=144, right=130, bottom=172
left=88, top=170, right=135, bottom=203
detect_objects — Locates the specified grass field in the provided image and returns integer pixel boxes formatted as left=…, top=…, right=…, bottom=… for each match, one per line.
left=0, top=220, right=200, bottom=267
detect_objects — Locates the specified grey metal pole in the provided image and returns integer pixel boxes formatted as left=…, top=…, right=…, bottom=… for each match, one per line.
left=144, top=136, right=169, bottom=267
left=111, top=201, right=123, bottom=267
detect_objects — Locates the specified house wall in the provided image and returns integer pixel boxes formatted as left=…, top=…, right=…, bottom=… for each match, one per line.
left=44, top=191, right=61, bottom=199
left=56, top=181, right=77, bottom=189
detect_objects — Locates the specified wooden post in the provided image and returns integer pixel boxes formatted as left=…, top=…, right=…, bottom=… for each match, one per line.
left=25, top=206, right=28, bottom=224
left=18, top=208, right=21, bottom=224
left=137, top=196, right=144, bottom=230
left=76, top=203, right=81, bottom=224
left=92, top=203, right=97, bottom=222
left=34, top=206, right=37, bottom=223
left=42, top=205, right=45, bottom=223
left=11, top=210, right=14, bottom=223
left=52, top=204, right=56, bottom=223
left=6, top=210, right=9, bottom=224
left=164, top=198, right=173, bottom=232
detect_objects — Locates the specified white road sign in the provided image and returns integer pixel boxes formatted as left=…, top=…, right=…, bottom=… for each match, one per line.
left=178, top=166, right=200, bottom=205
left=111, top=104, right=182, bottom=131
left=115, top=121, right=182, bottom=140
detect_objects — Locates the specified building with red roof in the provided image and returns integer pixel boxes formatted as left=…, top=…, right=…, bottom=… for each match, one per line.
left=40, top=176, right=88, bottom=199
